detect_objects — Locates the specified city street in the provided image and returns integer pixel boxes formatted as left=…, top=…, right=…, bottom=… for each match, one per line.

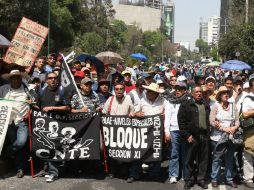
left=0, top=162, right=250, bottom=190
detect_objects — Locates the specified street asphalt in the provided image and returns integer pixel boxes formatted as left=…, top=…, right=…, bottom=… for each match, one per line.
left=0, top=161, right=251, bottom=190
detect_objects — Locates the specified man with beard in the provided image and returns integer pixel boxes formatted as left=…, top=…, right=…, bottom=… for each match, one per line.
left=178, top=86, right=210, bottom=189
left=164, top=81, right=191, bottom=184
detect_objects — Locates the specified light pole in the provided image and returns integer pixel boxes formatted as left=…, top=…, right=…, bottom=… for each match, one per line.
left=48, top=0, right=51, bottom=55
left=246, top=0, right=249, bottom=23
left=161, top=39, right=164, bottom=62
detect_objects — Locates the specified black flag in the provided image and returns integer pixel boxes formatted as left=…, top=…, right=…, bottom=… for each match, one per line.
left=31, top=109, right=101, bottom=161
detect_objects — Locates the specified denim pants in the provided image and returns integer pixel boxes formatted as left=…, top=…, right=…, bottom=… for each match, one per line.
left=6, top=121, right=28, bottom=171
left=48, top=161, right=59, bottom=177
left=211, top=141, right=235, bottom=183
left=168, top=131, right=187, bottom=179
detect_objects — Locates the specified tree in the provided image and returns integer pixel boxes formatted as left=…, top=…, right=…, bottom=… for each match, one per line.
left=218, top=22, right=254, bottom=67
left=195, top=39, right=209, bottom=56
left=0, top=0, right=115, bottom=54
left=74, top=32, right=105, bottom=55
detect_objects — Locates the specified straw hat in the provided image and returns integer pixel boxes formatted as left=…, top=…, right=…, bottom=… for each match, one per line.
left=215, top=86, right=230, bottom=101
left=142, top=82, right=165, bottom=94
left=1, top=70, right=28, bottom=80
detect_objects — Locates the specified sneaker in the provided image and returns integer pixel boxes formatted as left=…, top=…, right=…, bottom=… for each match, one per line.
left=142, top=163, right=149, bottom=168
left=16, top=169, right=25, bottom=178
left=244, top=181, right=254, bottom=188
left=45, top=174, right=57, bottom=183
left=169, top=177, right=177, bottom=184
left=127, top=177, right=135, bottom=183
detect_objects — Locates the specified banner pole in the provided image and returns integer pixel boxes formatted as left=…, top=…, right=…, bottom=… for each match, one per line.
left=61, top=53, right=86, bottom=108
left=27, top=110, right=35, bottom=177
left=100, top=125, right=108, bottom=174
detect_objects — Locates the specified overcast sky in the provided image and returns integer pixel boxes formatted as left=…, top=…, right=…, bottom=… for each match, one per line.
left=112, top=0, right=221, bottom=50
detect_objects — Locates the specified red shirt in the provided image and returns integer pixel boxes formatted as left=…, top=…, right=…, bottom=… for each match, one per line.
left=125, top=83, right=136, bottom=93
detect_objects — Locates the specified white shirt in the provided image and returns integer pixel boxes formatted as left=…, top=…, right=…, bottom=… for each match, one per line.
left=127, top=89, right=145, bottom=112
left=164, top=100, right=180, bottom=134
left=0, top=84, right=29, bottom=124
left=136, top=95, right=166, bottom=116
left=242, top=92, right=254, bottom=112
left=103, top=95, right=134, bottom=115
left=235, top=91, right=249, bottom=112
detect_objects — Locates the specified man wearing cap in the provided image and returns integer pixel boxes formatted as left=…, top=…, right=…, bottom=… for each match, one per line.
left=122, top=70, right=136, bottom=93
left=241, top=76, right=254, bottom=188
left=0, top=70, right=32, bottom=178
left=36, top=72, right=71, bottom=182
left=96, top=79, right=112, bottom=108
left=164, top=81, right=191, bottom=184
left=178, top=86, right=210, bottom=189
left=205, top=76, right=217, bottom=102
left=71, top=77, right=100, bottom=113
left=141, top=72, right=154, bottom=85
left=127, top=83, right=166, bottom=183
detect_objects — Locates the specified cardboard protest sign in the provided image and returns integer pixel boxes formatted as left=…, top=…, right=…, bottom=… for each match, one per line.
left=4, top=17, right=49, bottom=66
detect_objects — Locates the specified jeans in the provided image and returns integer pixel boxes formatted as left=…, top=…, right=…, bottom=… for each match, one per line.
left=168, top=131, right=187, bottom=178
left=243, top=151, right=254, bottom=182
left=48, top=162, right=58, bottom=177
left=6, top=121, right=28, bottom=171
left=211, top=141, right=235, bottom=183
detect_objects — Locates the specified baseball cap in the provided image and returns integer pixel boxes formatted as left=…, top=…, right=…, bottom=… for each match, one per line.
left=81, top=77, right=93, bottom=84
left=175, top=81, right=187, bottom=88
left=205, top=76, right=216, bottom=83
left=121, top=70, right=131, bottom=75
left=233, top=76, right=243, bottom=84
left=177, top=75, right=187, bottom=82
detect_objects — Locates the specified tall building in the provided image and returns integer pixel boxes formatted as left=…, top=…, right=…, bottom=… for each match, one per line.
left=208, top=16, right=220, bottom=45
left=199, top=22, right=208, bottom=42
left=163, top=0, right=175, bottom=42
left=147, top=0, right=162, bottom=9
left=114, top=4, right=162, bottom=31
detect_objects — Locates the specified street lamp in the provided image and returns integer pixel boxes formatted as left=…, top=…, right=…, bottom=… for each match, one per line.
left=48, top=0, right=51, bottom=55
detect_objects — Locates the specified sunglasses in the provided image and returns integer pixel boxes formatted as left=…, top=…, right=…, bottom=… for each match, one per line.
left=47, top=77, right=57, bottom=80
left=115, top=88, right=124, bottom=91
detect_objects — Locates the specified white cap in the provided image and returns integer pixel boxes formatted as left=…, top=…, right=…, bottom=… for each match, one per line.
left=156, top=80, right=164, bottom=84
left=243, top=82, right=249, bottom=89
left=177, top=75, right=187, bottom=82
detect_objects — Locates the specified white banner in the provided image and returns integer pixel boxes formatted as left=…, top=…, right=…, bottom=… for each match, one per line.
left=0, top=101, right=13, bottom=155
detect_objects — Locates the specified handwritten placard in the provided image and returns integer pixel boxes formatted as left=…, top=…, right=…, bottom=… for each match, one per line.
left=4, top=17, right=49, bottom=66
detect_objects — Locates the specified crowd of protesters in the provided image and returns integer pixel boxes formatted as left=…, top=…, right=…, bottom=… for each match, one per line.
left=0, top=53, right=254, bottom=190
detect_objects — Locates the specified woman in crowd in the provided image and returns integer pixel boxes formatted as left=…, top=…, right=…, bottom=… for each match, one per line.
left=209, top=86, right=240, bottom=188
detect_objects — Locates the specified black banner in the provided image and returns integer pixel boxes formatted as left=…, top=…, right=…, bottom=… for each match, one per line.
left=31, top=109, right=101, bottom=161
left=60, top=60, right=76, bottom=96
left=102, top=115, right=163, bottom=162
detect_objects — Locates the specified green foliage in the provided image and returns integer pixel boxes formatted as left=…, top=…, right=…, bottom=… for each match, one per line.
left=195, top=39, right=209, bottom=55
left=74, top=32, right=105, bottom=55
left=218, top=22, right=254, bottom=67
